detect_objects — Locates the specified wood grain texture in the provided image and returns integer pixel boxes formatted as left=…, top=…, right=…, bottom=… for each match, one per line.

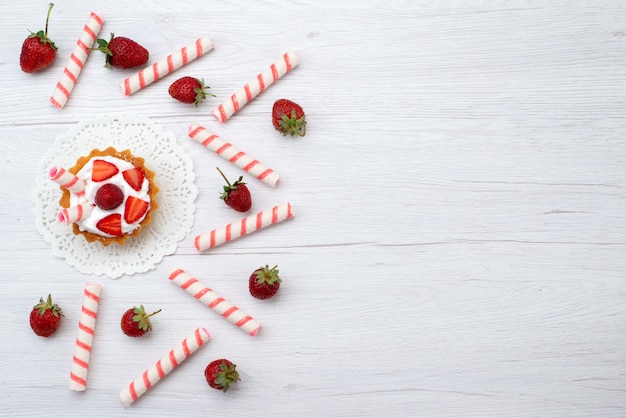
left=1, top=1, right=625, bottom=417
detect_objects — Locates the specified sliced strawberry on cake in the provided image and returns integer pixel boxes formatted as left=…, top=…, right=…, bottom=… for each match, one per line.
left=124, top=196, right=149, bottom=224
left=96, top=213, right=123, bottom=236
left=122, top=167, right=145, bottom=191
left=92, top=159, right=119, bottom=182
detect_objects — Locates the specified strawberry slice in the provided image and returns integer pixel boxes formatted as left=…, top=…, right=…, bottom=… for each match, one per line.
left=92, top=159, right=119, bottom=182
left=122, top=167, right=145, bottom=191
left=124, top=196, right=149, bottom=224
left=96, top=213, right=123, bottom=236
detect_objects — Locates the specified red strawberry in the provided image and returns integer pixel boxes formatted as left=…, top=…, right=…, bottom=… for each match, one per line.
left=96, top=213, right=123, bottom=236
left=120, top=305, right=161, bottom=337
left=92, top=159, right=119, bottom=182
left=249, top=265, right=282, bottom=299
left=124, top=196, right=149, bottom=224
left=30, top=294, right=63, bottom=337
left=217, top=167, right=251, bottom=212
left=272, top=99, right=306, bottom=137
left=20, top=3, right=57, bottom=73
left=122, top=167, right=145, bottom=191
left=168, top=77, right=215, bottom=106
left=92, top=33, right=149, bottom=69
left=95, top=183, right=124, bottom=210
left=204, top=359, right=240, bottom=392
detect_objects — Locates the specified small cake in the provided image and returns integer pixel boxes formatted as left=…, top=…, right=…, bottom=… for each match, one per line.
left=51, top=147, right=158, bottom=246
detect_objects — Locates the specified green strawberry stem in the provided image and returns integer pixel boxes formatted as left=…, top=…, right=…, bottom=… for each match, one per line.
left=146, top=309, right=161, bottom=318
left=216, top=167, right=231, bottom=187
left=27, top=3, right=56, bottom=49
left=133, top=305, right=161, bottom=331
left=35, top=294, right=63, bottom=317
left=280, top=109, right=306, bottom=137
left=256, top=265, right=281, bottom=285
left=45, top=3, right=54, bottom=37
left=217, top=167, right=245, bottom=200
left=216, top=361, right=240, bottom=392
left=90, top=33, right=115, bottom=69
left=193, top=78, right=216, bottom=106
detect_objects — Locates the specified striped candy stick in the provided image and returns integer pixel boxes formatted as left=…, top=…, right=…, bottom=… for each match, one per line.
left=194, top=203, right=293, bottom=252
left=50, top=12, right=104, bottom=108
left=119, top=327, right=210, bottom=405
left=58, top=203, right=94, bottom=224
left=120, top=36, right=215, bottom=96
left=69, top=283, right=101, bottom=391
left=169, top=269, right=261, bottom=336
left=48, top=166, right=87, bottom=197
left=188, top=123, right=280, bottom=187
left=210, top=50, right=299, bottom=123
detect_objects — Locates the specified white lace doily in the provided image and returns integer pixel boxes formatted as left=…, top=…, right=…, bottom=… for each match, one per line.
left=33, top=115, right=197, bottom=278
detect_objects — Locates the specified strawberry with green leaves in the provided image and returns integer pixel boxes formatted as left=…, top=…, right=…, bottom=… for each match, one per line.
left=92, top=33, right=149, bottom=69
left=217, top=167, right=251, bottom=212
left=30, top=294, right=63, bottom=337
left=204, top=359, right=241, bottom=392
left=168, top=77, right=215, bottom=106
left=249, top=265, right=282, bottom=299
left=20, top=3, right=57, bottom=73
left=272, top=99, right=306, bottom=137
left=120, top=305, right=161, bottom=337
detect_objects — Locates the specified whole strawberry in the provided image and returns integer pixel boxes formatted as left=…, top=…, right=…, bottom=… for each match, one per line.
left=272, top=99, right=306, bottom=137
left=30, top=294, right=63, bottom=337
left=169, top=77, right=215, bottom=106
left=20, top=3, right=57, bottom=73
left=92, top=33, right=149, bottom=69
left=217, top=167, right=251, bottom=212
left=120, top=305, right=161, bottom=337
left=204, top=359, right=241, bottom=392
left=95, top=183, right=124, bottom=210
left=249, top=265, right=281, bottom=299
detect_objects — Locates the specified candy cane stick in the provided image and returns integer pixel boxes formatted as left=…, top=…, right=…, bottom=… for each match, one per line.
left=120, top=36, right=214, bottom=96
left=211, top=50, right=299, bottom=123
left=58, top=203, right=94, bottom=224
left=120, top=327, right=210, bottom=405
left=69, top=283, right=101, bottom=391
left=194, top=203, right=293, bottom=252
left=169, top=269, right=261, bottom=336
left=50, top=12, right=104, bottom=108
left=188, top=123, right=280, bottom=187
left=48, top=166, right=86, bottom=196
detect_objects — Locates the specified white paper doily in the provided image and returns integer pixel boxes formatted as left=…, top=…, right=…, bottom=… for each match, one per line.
left=33, top=115, right=197, bottom=278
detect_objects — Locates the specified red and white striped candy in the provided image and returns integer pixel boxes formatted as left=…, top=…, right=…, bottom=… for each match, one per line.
left=194, top=203, right=293, bottom=252
left=169, top=269, right=261, bottom=336
left=211, top=50, right=299, bottom=123
left=48, top=166, right=86, bottom=197
left=120, top=36, right=214, bottom=96
left=50, top=12, right=104, bottom=109
left=188, top=123, right=280, bottom=187
left=69, top=283, right=101, bottom=391
left=58, top=203, right=94, bottom=224
left=119, top=327, right=210, bottom=405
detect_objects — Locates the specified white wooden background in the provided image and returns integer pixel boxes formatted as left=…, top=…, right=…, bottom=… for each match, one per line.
left=1, top=1, right=625, bottom=417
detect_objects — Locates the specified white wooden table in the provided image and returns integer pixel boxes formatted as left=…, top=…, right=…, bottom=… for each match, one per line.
left=1, top=1, right=625, bottom=416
